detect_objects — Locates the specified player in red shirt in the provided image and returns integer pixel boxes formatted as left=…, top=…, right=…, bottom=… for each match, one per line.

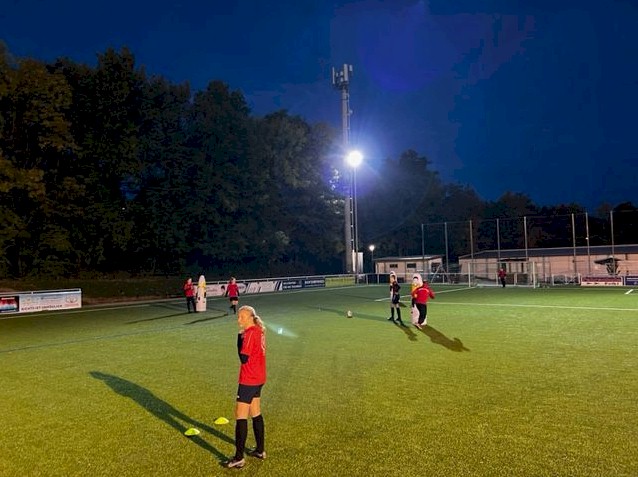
left=224, top=305, right=267, bottom=469
left=498, top=268, right=507, bottom=288
left=411, top=280, right=436, bottom=329
left=183, top=278, right=196, bottom=313
left=225, top=277, right=240, bottom=314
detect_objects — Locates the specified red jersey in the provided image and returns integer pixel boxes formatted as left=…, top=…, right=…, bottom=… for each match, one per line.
left=226, top=282, right=239, bottom=298
left=238, top=325, right=266, bottom=385
left=411, top=284, right=435, bottom=305
left=183, top=281, right=195, bottom=297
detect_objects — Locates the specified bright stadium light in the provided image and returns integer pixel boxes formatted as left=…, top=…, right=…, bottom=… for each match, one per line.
left=346, top=150, right=363, bottom=168
left=369, top=244, right=375, bottom=273
left=345, top=150, right=364, bottom=277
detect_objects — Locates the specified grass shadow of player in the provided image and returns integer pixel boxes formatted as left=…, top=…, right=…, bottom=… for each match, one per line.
left=184, top=310, right=229, bottom=325
left=127, top=312, right=186, bottom=324
left=89, top=371, right=233, bottom=460
left=312, top=306, right=417, bottom=340
left=417, top=325, right=470, bottom=352
left=392, top=321, right=418, bottom=341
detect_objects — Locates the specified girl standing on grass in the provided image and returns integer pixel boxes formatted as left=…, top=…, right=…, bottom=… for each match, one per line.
left=224, top=305, right=267, bottom=469
left=183, top=278, right=196, bottom=313
left=387, top=272, right=404, bottom=326
left=411, top=278, right=436, bottom=329
left=225, top=277, right=240, bottom=314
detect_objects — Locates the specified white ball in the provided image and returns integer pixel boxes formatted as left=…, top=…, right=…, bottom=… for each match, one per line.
left=346, top=310, right=353, bottom=318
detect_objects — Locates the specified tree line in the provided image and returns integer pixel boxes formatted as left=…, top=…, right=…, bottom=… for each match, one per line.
left=1, top=43, right=636, bottom=279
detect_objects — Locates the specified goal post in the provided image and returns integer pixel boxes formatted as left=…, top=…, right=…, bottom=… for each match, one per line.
left=467, top=261, right=539, bottom=288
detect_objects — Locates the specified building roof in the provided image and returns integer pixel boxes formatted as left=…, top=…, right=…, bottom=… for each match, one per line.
left=374, top=255, right=442, bottom=262
left=459, top=244, right=638, bottom=260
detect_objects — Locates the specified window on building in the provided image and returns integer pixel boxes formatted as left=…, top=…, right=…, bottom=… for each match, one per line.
left=389, top=264, right=398, bottom=269
left=407, top=263, right=416, bottom=269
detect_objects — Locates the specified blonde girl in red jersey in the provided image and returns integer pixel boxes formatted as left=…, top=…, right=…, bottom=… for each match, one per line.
left=224, top=305, right=267, bottom=469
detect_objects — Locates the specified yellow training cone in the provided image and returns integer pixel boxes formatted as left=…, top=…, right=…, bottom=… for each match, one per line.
left=214, top=417, right=230, bottom=425
left=184, top=428, right=200, bottom=437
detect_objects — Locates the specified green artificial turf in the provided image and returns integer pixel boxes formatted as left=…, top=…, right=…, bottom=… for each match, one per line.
left=1, top=285, right=637, bottom=476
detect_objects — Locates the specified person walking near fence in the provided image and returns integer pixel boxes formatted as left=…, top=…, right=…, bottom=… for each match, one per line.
left=224, top=305, right=267, bottom=469
left=411, top=279, right=436, bottom=329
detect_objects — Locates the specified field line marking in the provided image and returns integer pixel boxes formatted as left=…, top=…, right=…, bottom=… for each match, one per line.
left=374, top=286, right=473, bottom=302
left=625, top=289, right=634, bottom=295
left=437, top=302, right=638, bottom=312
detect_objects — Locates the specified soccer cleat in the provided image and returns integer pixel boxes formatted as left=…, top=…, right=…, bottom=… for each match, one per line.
left=224, top=457, right=246, bottom=469
left=415, top=323, right=422, bottom=330
left=387, top=317, right=394, bottom=321
left=247, top=449, right=266, bottom=460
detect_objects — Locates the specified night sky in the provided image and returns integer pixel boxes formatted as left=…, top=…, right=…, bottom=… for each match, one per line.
left=1, top=0, right=636, bottom=209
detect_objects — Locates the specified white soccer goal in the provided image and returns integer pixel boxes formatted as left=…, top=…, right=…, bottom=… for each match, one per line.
left=467, top=261, right=539, bottom=288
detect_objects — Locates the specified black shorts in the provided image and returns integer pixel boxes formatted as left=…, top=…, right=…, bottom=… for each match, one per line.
left=391, top=294, right=400, bottom=305
left=229, top=296, right=239, bottom=303
left=236, top=384, right=263, bottom=404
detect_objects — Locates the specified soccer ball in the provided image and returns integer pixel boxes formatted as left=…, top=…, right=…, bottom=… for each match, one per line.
left=346, top=310, right=353, bottom=318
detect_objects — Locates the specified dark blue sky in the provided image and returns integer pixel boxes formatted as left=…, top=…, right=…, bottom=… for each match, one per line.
left=1, top=0, right=636, bottom=209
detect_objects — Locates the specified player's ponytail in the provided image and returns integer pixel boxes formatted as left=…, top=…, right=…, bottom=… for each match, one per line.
left=253, top=314, right=266, bottom=333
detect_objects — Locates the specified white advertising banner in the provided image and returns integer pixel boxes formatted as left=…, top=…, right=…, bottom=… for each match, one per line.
left=0, top=289, right=82, bottom=315
left=580, top=276, right=623, bottom=287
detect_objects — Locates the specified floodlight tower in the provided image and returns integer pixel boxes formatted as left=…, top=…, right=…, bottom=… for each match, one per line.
left=332, top=64, right=355, bottom=274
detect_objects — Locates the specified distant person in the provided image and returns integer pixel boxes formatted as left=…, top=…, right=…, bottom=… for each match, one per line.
left=183, top=278, right=196, bottom=313
left=224, top=305, right=267, bottom=469
left=387, top=272, right=404, bottom=326
left=225, top=277, right=240, bottom=314
left=498, top=268, right=506, bottom=288
left=411, top=279, right=436, bottom=329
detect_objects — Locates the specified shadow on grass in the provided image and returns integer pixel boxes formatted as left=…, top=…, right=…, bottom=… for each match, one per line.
left=127, top=312, right=187, bottom=324
left=392, top=321, right=418, bottom=341
left=89, top=371, right=233, bottom=460
left=418, top=325, right=470, bottom=352
left=185, top=309, right=229, bottom=325
left=313, top=306, right=419, bottom=342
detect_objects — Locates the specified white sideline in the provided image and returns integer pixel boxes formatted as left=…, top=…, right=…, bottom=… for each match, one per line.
left=436, top=301, right=638, bottom=312
left=626, top=289, right=634, bottom=295
left=374, top=286, right=471, bottom=302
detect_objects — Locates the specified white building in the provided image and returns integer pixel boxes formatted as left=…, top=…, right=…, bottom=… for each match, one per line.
left=373, top=255, right=443, bottom=282
left=459, top=244, right=638, bottom=283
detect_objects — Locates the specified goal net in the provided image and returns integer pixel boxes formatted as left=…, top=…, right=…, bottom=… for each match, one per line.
left=466, top=261, right=539, bottom=288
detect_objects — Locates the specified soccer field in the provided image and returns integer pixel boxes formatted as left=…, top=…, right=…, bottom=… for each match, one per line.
left=1, top=285, right=637, bottom=476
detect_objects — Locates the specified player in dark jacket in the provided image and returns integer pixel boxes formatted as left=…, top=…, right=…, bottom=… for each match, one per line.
left=387, top=272, right=405, bottom=326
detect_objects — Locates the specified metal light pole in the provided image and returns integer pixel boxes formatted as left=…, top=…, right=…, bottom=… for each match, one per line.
left=369, top=244, right=375, bottom=276
left=346, top=150, right=363, bottom=276
left=585, top=212, right=591, bottom=275
left=332, top=64, right=355, bottom=274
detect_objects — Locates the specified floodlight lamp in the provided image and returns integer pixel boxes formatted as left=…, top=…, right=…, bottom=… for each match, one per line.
left=346, top=150, right=363, bottom=168
left=369, top=244, right=375, bottom=252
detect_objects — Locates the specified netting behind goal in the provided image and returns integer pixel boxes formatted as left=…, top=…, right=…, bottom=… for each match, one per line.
left=467, top=261, right=538, bottom=288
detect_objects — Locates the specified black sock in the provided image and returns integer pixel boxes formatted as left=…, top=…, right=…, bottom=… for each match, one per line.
left=235, top=419, right=248, bottom=459
left=390, top=308, right=395, bottom=318
left=396, top=308, right=402, bottom=321
left=252, top=414, right=265, bottom=453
